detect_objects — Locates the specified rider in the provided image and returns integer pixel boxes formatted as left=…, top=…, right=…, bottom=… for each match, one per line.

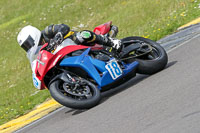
left=17, top=24, right=121, bottom=62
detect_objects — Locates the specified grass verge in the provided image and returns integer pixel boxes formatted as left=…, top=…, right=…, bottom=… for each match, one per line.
left=0, top=0, right=200, bottom=125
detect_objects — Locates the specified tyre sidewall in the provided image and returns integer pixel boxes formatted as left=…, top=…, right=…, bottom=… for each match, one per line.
left=49, top=79, right=101, bottom=109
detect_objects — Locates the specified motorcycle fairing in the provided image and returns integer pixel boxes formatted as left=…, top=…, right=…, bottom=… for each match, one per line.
left=32, top=60, right=42, bottom=89
left=59, top=48, right=139, bottom=89
left=34, top=44, right=89, bottom=90
left=33, top=21, right=138, bottom=90
left=93, top=21, right=112, bottom=35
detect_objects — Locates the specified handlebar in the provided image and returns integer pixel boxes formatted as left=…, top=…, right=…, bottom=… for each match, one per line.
left=46, top=32, right=63, bottom=51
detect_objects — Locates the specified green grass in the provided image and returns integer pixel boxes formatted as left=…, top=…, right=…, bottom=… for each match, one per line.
left=0, top=0, right=199, bottom=125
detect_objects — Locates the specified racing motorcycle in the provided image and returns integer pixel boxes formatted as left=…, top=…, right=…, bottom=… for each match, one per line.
left=31, top=21, right=168, bottom=109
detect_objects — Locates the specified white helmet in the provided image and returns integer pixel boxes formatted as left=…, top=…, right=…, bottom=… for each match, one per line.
left=17, top=25, right=41, bottom=52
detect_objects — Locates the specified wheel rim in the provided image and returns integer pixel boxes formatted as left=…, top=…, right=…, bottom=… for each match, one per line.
left=145, top=47, right=160, bottom=60
left=63, top=82, right=92, bottom=98
left=58, top=79, right=95, bottom=100
left=135, top=42, right=161, bottom=61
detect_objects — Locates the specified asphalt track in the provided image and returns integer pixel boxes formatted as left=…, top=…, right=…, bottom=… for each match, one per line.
left=16, top=26, right=200, bottom=133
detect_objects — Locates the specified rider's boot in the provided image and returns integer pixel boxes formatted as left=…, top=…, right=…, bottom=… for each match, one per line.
left=99, top=35, right=122, bottom=52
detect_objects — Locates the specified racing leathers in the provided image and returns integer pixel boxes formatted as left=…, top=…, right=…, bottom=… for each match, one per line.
left=40, top=24, right=120, bottom=51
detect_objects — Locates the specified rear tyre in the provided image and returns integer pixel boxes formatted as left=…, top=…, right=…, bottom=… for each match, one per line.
left=121, top=36, right=168, bottom=75
left=49, top=78, right=101, bottom=109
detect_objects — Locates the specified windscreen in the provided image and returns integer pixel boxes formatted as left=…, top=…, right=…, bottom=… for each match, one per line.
left=27, top=43, right=42, bottom=64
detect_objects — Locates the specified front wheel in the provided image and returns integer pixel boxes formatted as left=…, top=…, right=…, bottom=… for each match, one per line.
left=121, top=36, right=168, bottom=75
left=49, top=77, right=101, bottom=109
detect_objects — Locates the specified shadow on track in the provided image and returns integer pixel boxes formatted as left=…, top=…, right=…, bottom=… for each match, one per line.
left=100, top=74, right=148, bottom=103
left=63, top=61, right=177, bottom=115
left=65, top=109, right=86, bottom=115
left=165, top=61, right=177, bottom=69
left=100, top=61, right=177, bottom=105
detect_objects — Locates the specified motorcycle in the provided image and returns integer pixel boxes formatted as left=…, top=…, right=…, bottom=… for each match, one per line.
left=31, top=21, right=168, bottom=109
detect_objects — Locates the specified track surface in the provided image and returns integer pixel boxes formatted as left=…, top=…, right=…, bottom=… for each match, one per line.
left=16, top=34, right=200, bottom=133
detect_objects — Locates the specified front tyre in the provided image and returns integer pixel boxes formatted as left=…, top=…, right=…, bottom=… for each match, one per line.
left=49, top=78, right=101, bottom=109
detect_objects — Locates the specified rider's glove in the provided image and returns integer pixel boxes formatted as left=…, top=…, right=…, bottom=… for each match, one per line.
left=47, top=32, right=63, bottom=51
left=54, top=32, right=63, bottom=44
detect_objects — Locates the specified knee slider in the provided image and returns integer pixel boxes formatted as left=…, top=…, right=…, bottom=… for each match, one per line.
left=80, top=30, right=93, bottom=40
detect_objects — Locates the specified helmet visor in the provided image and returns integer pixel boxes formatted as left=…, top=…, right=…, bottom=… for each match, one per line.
left=21, top=35, right=35, bottom=52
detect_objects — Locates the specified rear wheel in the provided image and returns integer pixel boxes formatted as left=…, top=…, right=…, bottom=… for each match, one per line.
left=121, top=36, right=168, bottom=75
left=49, top=76, right=101, bottom=109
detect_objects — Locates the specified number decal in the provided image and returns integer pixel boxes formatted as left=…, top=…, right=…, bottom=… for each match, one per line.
left=107, top=64, right=116, bottom=79
left=105, top=59, right=122, bottom=80
left=32, top=73, right=41, bottom=89
left=112, top=62, right=122, bottom=76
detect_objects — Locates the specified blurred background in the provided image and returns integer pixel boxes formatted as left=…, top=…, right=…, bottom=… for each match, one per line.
left=0, top=0, right=199, bottom=125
